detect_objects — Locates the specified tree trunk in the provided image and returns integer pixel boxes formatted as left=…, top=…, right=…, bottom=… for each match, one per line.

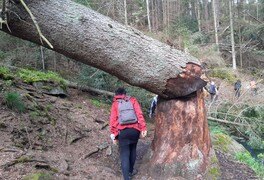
left=229, top=0, right=237, bottom=70
left=146, top=0, right=152, bottom=32
left=1, top=0, right=205, bottom=99
left=123, top=0, right=128, bottom=26
left=196, top=0, right=202, bottom=32
left=0, top=0, right=211, bottom=178
left=145, top=89, right=211, bottom=179
left=204, top=0, right=209, bottom=32
left=212, top=0, right=219, bottom=52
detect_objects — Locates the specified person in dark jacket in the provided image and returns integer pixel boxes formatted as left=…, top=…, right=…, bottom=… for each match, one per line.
left=234, top=79, right=242, bottom=98
left=209, top=81, right=218, bottom=102
left=110, top=88, right=147, bottom=180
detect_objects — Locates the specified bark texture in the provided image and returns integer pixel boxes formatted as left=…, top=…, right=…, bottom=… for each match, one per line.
left=147, top=89, right=211, bottom=179
left=1, top=0, right=206, bottom=99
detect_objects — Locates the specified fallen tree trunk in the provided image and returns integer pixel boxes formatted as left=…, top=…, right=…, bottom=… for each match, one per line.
left=67, top=81, right=114, bottom=97
left=1, top=0, right=206, bottom=99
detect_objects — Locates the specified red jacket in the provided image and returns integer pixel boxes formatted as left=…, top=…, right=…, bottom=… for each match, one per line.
left=110, top=95, right=147, bottom=138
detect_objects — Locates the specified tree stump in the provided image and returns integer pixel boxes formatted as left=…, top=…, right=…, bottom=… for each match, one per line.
left=146, top=90, right=211, bottom=179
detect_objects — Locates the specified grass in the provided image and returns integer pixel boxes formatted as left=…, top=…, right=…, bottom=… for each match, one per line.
left=234, top=152, right=264, bottom=179
left=4, top=91, right=25, bottom=113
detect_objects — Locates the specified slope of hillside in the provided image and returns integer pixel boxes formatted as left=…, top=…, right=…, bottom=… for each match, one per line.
left=0, top=79, right=260, bottom=180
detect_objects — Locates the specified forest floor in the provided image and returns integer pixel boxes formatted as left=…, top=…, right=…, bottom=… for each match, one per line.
left=0, top=76, right=263, bottom=180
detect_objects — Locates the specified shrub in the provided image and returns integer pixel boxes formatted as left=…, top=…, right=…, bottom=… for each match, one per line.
left=210, top=103, right=264, bottom=149
left=4, top=91, right=25, bottom=113
left=211, top=68, right=236, bottom=82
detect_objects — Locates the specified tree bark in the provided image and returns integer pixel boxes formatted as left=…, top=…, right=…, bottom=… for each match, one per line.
left=1, top=0, right=205, bottom=99
left=145, top=89, right=211, bottom=179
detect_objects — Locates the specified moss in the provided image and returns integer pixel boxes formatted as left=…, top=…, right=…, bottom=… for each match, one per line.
left=2, top=74, right=14, bottom=80
left=90, top=98, right=101, bottom=108
left=208, top=166, right=221, bottom=180
left=30, top=111, right=40, bottom=119
left=14, top=155, right=32, bottom=163
left=41, top=86, right=53, bottom=91
left=212, top=133, right=232, bottom=152
left=17, top=69, right=66, bottom=87
left=22, top=172, right=52, bottom=180
left=211, top=155, right=218, bottom=164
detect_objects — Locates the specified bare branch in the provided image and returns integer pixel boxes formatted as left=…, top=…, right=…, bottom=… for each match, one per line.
left=19, top=0, right=53, bottom=48
left=208, top=117, right=250, bottom=126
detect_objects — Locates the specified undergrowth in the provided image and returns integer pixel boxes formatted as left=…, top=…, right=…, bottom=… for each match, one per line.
left=211, top=68, right=236, bottom=82
left=4, top=91, right=25, bottom=113
left=235, top=152, right=264, bottom=179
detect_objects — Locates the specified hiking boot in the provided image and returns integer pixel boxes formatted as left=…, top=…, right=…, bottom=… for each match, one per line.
left=129, top=169, right=138, bottom=179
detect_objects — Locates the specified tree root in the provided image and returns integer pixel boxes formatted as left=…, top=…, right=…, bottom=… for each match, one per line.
left=2, top=155, right=47, bottom=170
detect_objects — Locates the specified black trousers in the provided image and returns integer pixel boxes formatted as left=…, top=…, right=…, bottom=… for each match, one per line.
left=118, top=128, right=140, bottom=180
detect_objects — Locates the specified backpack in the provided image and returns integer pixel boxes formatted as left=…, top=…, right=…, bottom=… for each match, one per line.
left=116, top=96, right=138, bottom=125
left=209, top=85, right=216, bottom=94
left=234, top=81, right=241, bottom=91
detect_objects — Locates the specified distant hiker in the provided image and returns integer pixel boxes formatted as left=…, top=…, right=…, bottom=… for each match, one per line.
left=110, top=88, right=147, bottom=180
left=234, top=79, right=242, bottom=98
left=149, top=95, right=158, bottom=118
left=208, top=81, right=218, bottom=102
left=250, top=79, right=257, bottom=96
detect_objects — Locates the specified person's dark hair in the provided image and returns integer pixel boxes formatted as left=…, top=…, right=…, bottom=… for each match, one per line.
left=115, top=88, right=126, bottom=95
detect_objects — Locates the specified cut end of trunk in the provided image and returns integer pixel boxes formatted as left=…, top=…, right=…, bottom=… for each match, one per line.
left=163, top=63, right=207, bottom=99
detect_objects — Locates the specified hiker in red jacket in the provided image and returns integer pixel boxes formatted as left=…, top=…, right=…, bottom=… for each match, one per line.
left=110, top=88, right=147, bottom=180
